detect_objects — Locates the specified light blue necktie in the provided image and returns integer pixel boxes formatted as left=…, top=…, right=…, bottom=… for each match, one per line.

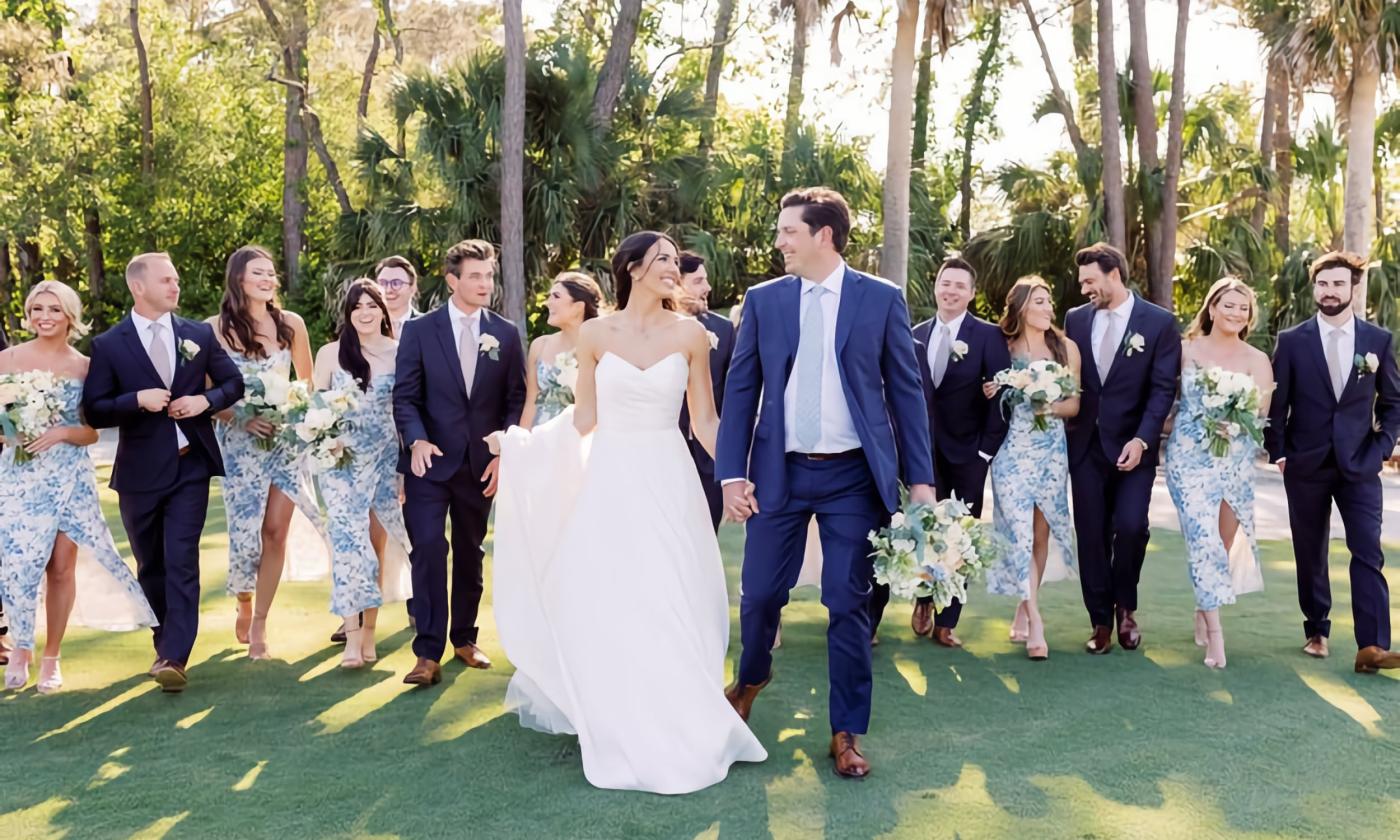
left=795, top=284, right=828, bottom=450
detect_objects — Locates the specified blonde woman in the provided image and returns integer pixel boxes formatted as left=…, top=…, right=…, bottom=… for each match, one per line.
left=0, top=282, right=156, bottom=692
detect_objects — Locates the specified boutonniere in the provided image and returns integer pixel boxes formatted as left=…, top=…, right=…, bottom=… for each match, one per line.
left=179, top=339, right=201, bottom=361
left=951, top=339, right=969, bottom=362
left=1355, top=352, right=1380, bottom=377
left=477, top=332, right=501, bottom=361
left=706, top=330, right=719, bottom=351
left=1122, top=331, right=1146, bottom=357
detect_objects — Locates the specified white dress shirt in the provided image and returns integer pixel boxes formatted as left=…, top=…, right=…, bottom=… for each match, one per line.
left=783, top=261, right=862, bottom=453
left=131, top=309, right=188, bottom=448
left=448, top=300, right=483, bottom=352
left=1317, top=312, right=1356, bottom=390
left=393, top=307, right=420, bottom=340
left=926, top=310, right=968, bottom=380
left=1090, top=292, right=1136, bottom=372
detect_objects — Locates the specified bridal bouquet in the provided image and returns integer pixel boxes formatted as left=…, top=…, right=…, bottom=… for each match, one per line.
left=282, top=383, right=359, bottom=471
left=235, top=368, right=304, bottom=451
left=552, top=351, right=579, bottom=398
left=0, top=369, right=69, bottom=464
left=1195, top=367, right=1266, bottom=458
left=870, top=494, right=1002, bottom=610
left=994, top=359, right=1080, bottom=432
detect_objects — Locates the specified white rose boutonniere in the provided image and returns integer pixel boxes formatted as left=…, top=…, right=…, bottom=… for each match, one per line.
left=706, top=330, right=719, bottom=351
left=478, top=333, right=501, bottom=361
left=179, top=339, right=201, bottom=361
left=1123, top=331, right=1146, bottom=357
left=1355, top=352, right=1380, bottom=377
left=951, top=339, right=969, bottom=362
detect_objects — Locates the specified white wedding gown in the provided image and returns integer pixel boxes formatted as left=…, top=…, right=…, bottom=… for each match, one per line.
left=492, top=351, right=767, bottom=794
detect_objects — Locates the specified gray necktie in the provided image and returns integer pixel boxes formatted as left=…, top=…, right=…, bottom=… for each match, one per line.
left=932, top=322, right=952, bottom=387
left=794, top=286, right=828, bottom=450
left=148, top=322, right=173, bottom=388
left=1097, top=311, right=1117, bottom=384
left=1325, top=327, right=1346, bottom=399
left=459, top=318, right=478, bottom=395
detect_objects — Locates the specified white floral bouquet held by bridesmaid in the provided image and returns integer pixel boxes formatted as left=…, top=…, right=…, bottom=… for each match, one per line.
left=0, top=369, right=70, bottom=464
left=235, top=366, right=302, bottom=451
left=1194, top=367, right=1267, bottom=458
left=870, top=494, right=1003, bottom=609
left=283, top=382, right=359, bottom=470
left=994, top=359, right=1081, bottom=432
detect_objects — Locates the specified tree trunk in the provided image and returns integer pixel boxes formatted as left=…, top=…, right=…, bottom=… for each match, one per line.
left=16, top=239, right=42, bottom=285
left=881, top=0, right=920, bottom=288
left=958, top=11, right=1000, bottom=245
left=782, top=8, right=810, bottom=178
left=1126, top=0, right=1164, bottom=303
left=501, top=0, right=527, bottom=334
left=1095, top=0, right=1126, bottom=252
left=1070, top=0, right=1092, bottom=62
left=375, top=0, right=403, bottom=65
left=129, top=0, right=156, bottom=189
left=1273, top=69, right=1294, bottom=254
left=1154, top=0, right=1189, bottom=303
left=591, top=0, right=643, bottom=136
left=1252, top=56, right=1280, bottom=235
left=358, top=26, right=381, bottom=121
left=911, top=0, right=937, bottom=166
left=258, top=0, right=311, bottom=291
left=0, top=241, right=12, bottom=338
left=1343, top=53, right=1379, bottom=313
left=1020, top=0, right=1093, bottom=198
left=84, top=204, right=105, bottom=305
left=698, top=0, right=736, bottom=155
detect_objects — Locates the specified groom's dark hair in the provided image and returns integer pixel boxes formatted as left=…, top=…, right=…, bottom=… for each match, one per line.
left=1309, top=251, right=1366, bottom=286
left=1074, top=242, right=1128, bottom=284
left=780, top=187, right=851, bottom=253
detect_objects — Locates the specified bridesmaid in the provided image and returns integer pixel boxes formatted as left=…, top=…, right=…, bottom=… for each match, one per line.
left=520, top=272, right=603, bottom=428
left=1165, top=277, right=1272, bottom=669
left=209, top=245, right=328, bottom=660
left=312, top=280, right=413, bottom=668
left=984, top=276, right=1080, bottom=660
left=0, top=281, right=156, bottom=692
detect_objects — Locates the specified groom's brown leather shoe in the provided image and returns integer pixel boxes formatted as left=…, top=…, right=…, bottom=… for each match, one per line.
left=910, top=602, right=934, bottom=637
left=151, top=660, right=187, bottom=693
left=1085, top=625, right=1113, bottom=655
left=403, top=657, right=442, bottom=686
left=724, top=674, right=770, bottom=722
left=454, top=643, right=492, bottom=669
left=1354, top=646, right=1400, bottom=673
left=1116, top=609, right=1141, bottom=650
left=830, top=732, right=870, bottom=779
left=1303, top=636, right=1329, bottom=658
left=932, top=627, right=962, bottom=648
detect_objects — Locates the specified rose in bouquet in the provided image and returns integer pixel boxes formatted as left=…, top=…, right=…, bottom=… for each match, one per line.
left=553, top=351, right=579, bottom=400
left=234, top=367, right=305, bottom=451
left=994, top=358, right=1080, bottom=432
left=1195, top=366, right=1266, bottom=458
left=869, top=493, right=1003, bottom=610
left=0, top=370, right=69, bottom=464
left=283, top=383, right=359, bottom=470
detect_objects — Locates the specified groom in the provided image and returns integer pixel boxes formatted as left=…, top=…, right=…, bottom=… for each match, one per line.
left=1267, top=251, right=1400, bottom=672
left=718, top=187, right=934, bottom=778
left=393, top=239, right=526, bottom=687
left=1064, top=243, right=1180, bottom=654
left=84, top=252, right=245, bottom=692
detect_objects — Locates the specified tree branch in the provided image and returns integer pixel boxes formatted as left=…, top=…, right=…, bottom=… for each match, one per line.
left=266, top=66, right=355, bottom=216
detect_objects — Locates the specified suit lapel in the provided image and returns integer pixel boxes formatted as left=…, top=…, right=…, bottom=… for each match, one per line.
left=1071, top=306, right=1102, bottom=388
left=470, top=311, right=502, bottom=400
left=777, top=276, right=801, bottom=361
left=936, top=315, right=979, bottom=392
left=1301, top=318, right=1338, bottom=403
left=1102, top=296, right=1148, bottom=388
left=119, top=316, right=166, bottom=387
left=834, top=267, right=865, bottom=354
left=434, top=307, right=470, bottom=402
left=1340, top=320, right=1373, bottom=398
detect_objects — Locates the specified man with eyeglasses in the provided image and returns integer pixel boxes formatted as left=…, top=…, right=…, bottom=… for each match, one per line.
left=375, top=255, right=422, bottom=338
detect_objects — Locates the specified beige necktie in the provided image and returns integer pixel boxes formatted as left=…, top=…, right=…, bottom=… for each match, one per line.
left=932, top=323, right=952, bottom=387
left=148, top=322, right=173, bottom=388
left=459, top=318, right=478, bottom=395
left=1325, top=327, right=1346, bottom=399
left=1097, top=311, right=1117, bottom=383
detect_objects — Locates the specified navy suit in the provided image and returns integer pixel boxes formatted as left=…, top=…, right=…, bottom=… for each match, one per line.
left=1064, top=295, right=1181, bottom=628
left=904, top=314, right=1011, bottom=627
left=717, top=267, right=933, bottom=734
left=679, top=310, right=735, bottom=530
left=393, top=305, right=526, bottom=662
left=84, top=315, right=244, bottom=665
left=1267, top=316, right=1400, bottom=649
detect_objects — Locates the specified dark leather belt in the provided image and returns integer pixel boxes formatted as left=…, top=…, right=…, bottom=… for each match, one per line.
left=791, top=448, right=862, bottom=461
left=178, top=445, right=191, bottom=457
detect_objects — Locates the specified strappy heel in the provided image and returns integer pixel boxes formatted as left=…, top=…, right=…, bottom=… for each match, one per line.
left=37, top=656, right=63, bottom=694
left=341, top=613, right=366, bottom=670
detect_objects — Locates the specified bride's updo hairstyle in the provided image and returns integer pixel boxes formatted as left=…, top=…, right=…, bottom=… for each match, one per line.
left=612, top=231, right=679, bottom=311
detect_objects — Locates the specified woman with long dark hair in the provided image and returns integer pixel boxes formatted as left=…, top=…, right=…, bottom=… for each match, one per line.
left=983, top=276, right=1081, bottom=660
left=520, top=271, right=605, bottom=428
left=489, top=230, right=765, bottom=793
left=312, top=279, right=412, bottom=668
left=208, top=245, right=327, bottom=660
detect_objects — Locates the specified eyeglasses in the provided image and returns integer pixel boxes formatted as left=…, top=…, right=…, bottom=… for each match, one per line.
left=378, top=279, right=413, bottom=292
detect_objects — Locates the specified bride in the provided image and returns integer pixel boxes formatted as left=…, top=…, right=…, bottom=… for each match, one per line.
left=490, top=231, right=766, bottom=794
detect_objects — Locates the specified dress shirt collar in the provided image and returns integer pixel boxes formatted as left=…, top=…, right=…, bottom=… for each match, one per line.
left=1316, top=312, right=1354, bottom=338
left=131, top=309, right=173, bottom=334
left=800, top=260, right=847, bottom=296
left=936, top=309, right=968, bottom=336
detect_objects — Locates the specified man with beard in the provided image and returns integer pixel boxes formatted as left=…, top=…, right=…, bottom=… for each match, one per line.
left=1267, top=251, right=1400, bottom=671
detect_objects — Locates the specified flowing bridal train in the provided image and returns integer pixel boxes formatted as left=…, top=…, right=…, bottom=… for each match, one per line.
left=491, top=350, right=766, bottom=794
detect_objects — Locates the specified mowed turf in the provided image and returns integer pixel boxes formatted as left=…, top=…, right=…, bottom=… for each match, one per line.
left=2, top=470, right=1398, bottom=839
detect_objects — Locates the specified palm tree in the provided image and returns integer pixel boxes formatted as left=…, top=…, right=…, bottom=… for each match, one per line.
left=777, top=0, right=837, bottom=175
left=1155, top=0, right=1191, bottom=303
left=1126, top=0, right=1165, bottom=303
left=592, top=0, right=644, bottom=136
left=883, top=0, right=922, bottom=288
left=1095, top=0, right=1127, bottom=252
left=699, top=0, right=738, bottom=155
left=502, top=0, right=527, bottom=333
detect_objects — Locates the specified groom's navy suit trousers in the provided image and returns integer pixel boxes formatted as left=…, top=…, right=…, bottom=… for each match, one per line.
left=717, top=268, right=932, bottom=734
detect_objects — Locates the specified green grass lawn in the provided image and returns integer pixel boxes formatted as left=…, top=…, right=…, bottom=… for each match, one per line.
left=2, top=476, right=1398, bottom=840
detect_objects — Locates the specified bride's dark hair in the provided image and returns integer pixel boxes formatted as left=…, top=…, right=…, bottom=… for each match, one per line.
left=611, top=231, right=678, bottom=311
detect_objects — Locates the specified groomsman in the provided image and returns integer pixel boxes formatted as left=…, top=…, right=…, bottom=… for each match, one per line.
left=904, top=257, right=1011, bottom=646
left=1064, top=243, right=1180, bottom=654
left=1267, top=251, right=1400, bottom=672
left=84, top=252, right=245, bottom=691
left=677, top=250, right=735, bottom=530
left=375, top=254, right=422, bottom=338
left=393, top=240, right=526, bottom=686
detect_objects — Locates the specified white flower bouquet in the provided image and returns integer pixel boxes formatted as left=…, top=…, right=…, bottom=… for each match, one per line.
left=0, top=370, right=69, bottom=464
left=282, top=383, right=360, bottom=470
left=869, top=493, right=1003, bottom=609
left=1194, top=366, right=1265, bottom=458
left=994, top=359, right=1080, bottom=432
left=554, top=351, right=579, bottom=396
left=234, top=367, right=305, bottom=451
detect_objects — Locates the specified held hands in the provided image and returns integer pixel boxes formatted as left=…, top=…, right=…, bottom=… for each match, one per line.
left=723, top=481, right=759, bottom=523
left=1117, top=437, right=1147, bottom=471
left=481, top=456, right=501, bottom=498
left=410, top=439, right=443, bottom=478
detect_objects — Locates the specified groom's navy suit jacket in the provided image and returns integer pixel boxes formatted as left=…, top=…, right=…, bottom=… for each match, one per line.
left=1266, top=316, right=1400, bottom=481
left=83, top=315, right=244, bottom=493
left=716, top=266, right=933, bottom=514
left=1064, top=294, right=1181, bottom=466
